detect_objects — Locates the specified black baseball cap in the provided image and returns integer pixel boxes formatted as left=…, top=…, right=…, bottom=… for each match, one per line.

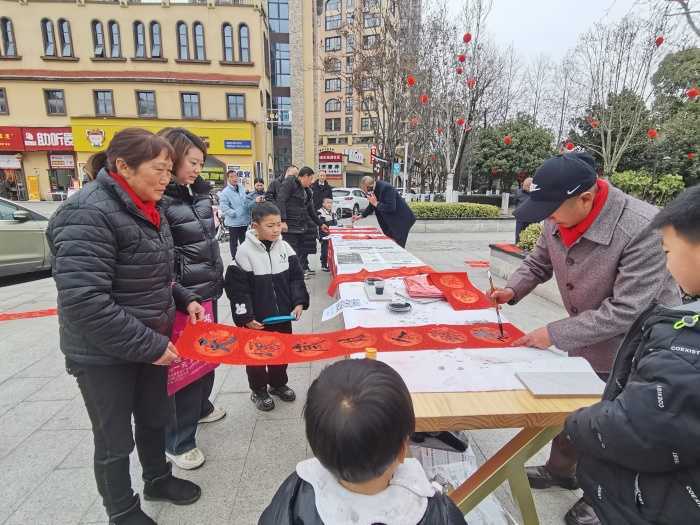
left=514, top=153, right=598, bottom=223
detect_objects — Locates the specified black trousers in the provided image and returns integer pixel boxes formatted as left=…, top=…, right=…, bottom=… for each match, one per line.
left=228, top=226, right=248, bottom=260
left=66, top=359, right=171, bottom=519
left=246, top=323, right=291, bottom=391
left=320, top=239, right=329, bottom=266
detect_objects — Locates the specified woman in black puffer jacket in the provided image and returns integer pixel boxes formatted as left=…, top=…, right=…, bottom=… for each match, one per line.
left=158, top=128, right=226, bottom=471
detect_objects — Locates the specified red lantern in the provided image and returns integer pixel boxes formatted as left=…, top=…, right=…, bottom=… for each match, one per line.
left=467, top=78, right=476, bottom=89
left=457, top=54, right=466, bottom=63
left=503, top=135, right=512, bottom=146
left=431, top=154, right=437, bottom=161
left=456, top=117, right=465, bottom=127
left=456, top=66, right=464, bottom=75
left=419, top=94, right=429, bottom=105
left=565, top=142, right=575, bottom=151
left=688, top=152, right=696, bottom=160
left=591, top=119, right=599, bottom=129
left=436, top=127, right=444, bottom=134
left=463, top=32, right=472, bottom=44
left=647, top=128, right=658, bottom=139
left=655, top=36, right=664, bottom=47
left=687, top=87, right=699, bottom=99
left=406, top=75, right=416, bottom=88
left=410, top=116, right=420, bottom=128
left=491, top=167, right=498, bottom=177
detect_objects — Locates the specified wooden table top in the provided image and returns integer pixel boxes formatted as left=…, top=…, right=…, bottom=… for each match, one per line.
left=412, top=389, right=599, bottom=432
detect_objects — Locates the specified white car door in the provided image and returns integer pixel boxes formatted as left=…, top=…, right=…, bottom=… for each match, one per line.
left=353, top=190, right=369, bottom=211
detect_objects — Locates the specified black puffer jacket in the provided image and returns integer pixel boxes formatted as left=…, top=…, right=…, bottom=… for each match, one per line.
left=310, top=180, right=333, bottom=211
left=160, top=177, right=224, bottom=303
left=302, top=188, right=319, bottom=256
left=277, top=177, right=323, bottom=234
left=565, top=300, right=700, bottom=524
left=46, top=170, right=199, bottom=366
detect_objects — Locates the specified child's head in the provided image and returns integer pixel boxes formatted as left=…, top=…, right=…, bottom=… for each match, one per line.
left=251, top=202, right=282, bottom=242
left=322, top=197, right=333, bottom=211
left=651, top=185, right=700, bottom=296
left=304, top=359, right=415, bottom=484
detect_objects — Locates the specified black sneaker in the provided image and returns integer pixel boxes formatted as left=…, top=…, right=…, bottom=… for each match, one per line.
left=143, top=469, right=201, bottom=506
left=109, top=497, right=155, bottom=525
left=269, top=385, right=296, bottom=402
left=306, top=268, right=316, bottom=275
left=321, top=265, right=330, bottom=272
left=251, top=389, right=275, bottom=411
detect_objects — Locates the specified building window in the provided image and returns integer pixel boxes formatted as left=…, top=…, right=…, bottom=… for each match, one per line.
left=1, top=18, right=18, bottom=57
left=57, top=19, right=73, bottom=57
left=44, top=89, right=66, bottom=115
left=272, top=42, right=290, bottom=87
left=177, top=22, right=189, bottom=60
left=347, top=0, right=355, bottom=9
left=94, top=90, right=114, bottom=116
left=325, top=118, right=341, bottom=132
left=226, top=94, right=245, bottom=120
left=150, top=22, right=162, bottom=58
left=325, top=36, right=341, bottom=52
left=362, top=97, right=376, bottom=111
left=268, top=0, right=289, bottom=33
left=134, top=21, right=146, bottom=58
left=0, top=88, right=8, bottom=114
left=136, top=90, right=157, bottom=117
left=325, top=99, right=341, bottom=112
left=180, top=92, right=200, bottom=119
left=238, top=24, right=250, bottom=62
left=345, top=98, right=353, bottom=114
left=346, top=56, right=354, bottom=74
left=41, top=19, right=56, bottom=57
left=346, top=34, right=355, bottom=52
left=273, top=96, right=292, bottom=128
left=109, top=21, right=121, bottom=58
left=92, top=20, right=105, bottom=58
left=222, top=24, right=234, bottom=62
left=326, top=14, right=342, bottom=30
left=364, top=12, right=380, bottom=28
left=363, top=34, right=379, bottom=49
left=346, top=82, right=353, bottom=95
left=325, top=78, right=341, bottom=92
left=193, top=22, right=205, bottom=60
left=264, top=34, right=270, bottom=77
left=345, top=117, right=353, bottom=132
left=325, top=58, right=341, bottom=73
left=361, top=117, right=377, bottom=131
left=363, top=0, right=379, bottom=9
left=326, top=0, right=341, bottom=11
left=361, top=77, right=374, bottom=91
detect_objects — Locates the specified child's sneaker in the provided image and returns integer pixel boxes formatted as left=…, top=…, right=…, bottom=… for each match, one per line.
left=251, top=389, right=275, bottom=411
left=269, top=385, right=296, bottom=402
left=321, top=264, right=330, bottom=272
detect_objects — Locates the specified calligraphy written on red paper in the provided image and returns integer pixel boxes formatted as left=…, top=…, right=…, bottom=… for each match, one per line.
left=427, top=272, right=493, bottom=310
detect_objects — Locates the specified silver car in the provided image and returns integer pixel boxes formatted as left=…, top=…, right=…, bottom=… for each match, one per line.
left=0, top=197, right=53, bottom=278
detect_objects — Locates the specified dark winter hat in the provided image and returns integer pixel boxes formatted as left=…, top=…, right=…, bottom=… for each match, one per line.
left=514, top=152, right=598, bottom=223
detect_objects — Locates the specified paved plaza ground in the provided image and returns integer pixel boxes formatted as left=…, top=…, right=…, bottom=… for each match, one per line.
left=0, top=219, right=581, bottom=524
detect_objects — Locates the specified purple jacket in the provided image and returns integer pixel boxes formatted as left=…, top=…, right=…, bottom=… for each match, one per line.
left=506, top=185, right=681, bottom=372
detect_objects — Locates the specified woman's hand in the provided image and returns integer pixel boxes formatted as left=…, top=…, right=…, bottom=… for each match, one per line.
left=154, top=341, right=180, bottom=366
left=292, top=305, right=304, bottom=320
left=187, top=301, right=205, bottom=324
left=246, top=320, right=264, bottom=330
left=320, top=224, right=330, bottom=234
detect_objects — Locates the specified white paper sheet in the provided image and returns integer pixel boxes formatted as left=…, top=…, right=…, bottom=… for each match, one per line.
left=321, top=297, right=374, bottom=323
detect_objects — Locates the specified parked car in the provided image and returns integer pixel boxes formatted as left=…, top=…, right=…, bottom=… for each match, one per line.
left=332, top=187, right=369, bottom=218
left=0, top=197, right=53, bottom=278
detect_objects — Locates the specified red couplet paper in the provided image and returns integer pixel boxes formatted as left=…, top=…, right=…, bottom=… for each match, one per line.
left=327, top=265, right=435, bottom=296
left=167, top=300, right=218, bottom=396
left=403, top=274, right=444, bottom=299
left=427, top=272, right=493, bottom=310
left=176, top=322, right=525, bottom=366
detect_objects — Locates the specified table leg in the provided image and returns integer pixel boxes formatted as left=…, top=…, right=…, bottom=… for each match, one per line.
left=448, top=426, right=562, bottom=525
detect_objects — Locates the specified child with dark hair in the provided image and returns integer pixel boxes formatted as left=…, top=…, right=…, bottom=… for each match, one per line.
left=224, top=202, right=309, bottom=411
left=260, top=359, right=467, bottom=524
left=317, top=196, right=337, bottom=272
left=563, top=184, right=700, bottom=525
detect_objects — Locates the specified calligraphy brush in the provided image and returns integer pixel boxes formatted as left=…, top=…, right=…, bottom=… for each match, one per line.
left=487, top=270, right=505, bottom=339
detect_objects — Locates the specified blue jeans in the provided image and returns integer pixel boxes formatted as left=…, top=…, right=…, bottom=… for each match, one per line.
left=165, top=371, right=215, bottom=455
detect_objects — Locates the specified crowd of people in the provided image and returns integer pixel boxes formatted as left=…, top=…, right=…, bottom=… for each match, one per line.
left=45, top=126, right=700, bottom=525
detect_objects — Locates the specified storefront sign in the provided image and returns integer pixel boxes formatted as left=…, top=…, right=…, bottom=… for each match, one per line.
left=23, top=128, right=74, bottom=151
left=319, top=150, right=343, bottom=163
left=344, top=149, right=364, bottom=164
left=0, top=154, right=22, bottom=169
left=224, top=140, right=252, bottom=150
left=226, top=165, right=253, bottom=179
left=0, top=127, right=25, bottom=152
left=49, top=154, right=76, bottom=169
left=319, top=162, right=342, bottom=176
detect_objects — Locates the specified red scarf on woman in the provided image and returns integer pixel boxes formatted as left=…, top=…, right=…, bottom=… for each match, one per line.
left=109, top=171, right=161, bottom=229
left=558, top=179, right=608, bottom=248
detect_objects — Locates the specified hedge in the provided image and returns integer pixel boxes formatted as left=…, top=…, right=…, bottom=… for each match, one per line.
left=610, top=171, right=685, bottom=207
left=517, top=223, right=543, bottom=251
left=409, top=202, right=500, bottom=219
left=457, top=194, right=502, bottom=206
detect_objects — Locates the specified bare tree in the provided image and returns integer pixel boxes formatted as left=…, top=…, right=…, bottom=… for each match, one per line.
left=524, top=54, right=554, bottom=124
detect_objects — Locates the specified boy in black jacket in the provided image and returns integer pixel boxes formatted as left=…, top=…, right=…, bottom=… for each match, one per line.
left=260, top=359, right=467, bottom=525
left=317, top=196, right=337, bottom=272
left=224, top=202, right=309, bottom=411
left=563, top=185, right=700, bottom=525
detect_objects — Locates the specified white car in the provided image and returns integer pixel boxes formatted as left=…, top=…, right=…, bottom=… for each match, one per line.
left=332, top=187, right=369, bottom=218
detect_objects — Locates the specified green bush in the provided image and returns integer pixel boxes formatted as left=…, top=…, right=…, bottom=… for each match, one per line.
left=409, top=202, right=500, bottom=219
left=610, top=170, right=685, bottom=207
left=517, top=223, right=543, bottom=252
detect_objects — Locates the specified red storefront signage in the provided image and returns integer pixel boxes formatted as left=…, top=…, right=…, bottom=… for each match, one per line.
left=23, top=127, right=74, bottom=151
left=0, top=127, right=25, bottom=151
left=319, top=150, right=343, bottom=163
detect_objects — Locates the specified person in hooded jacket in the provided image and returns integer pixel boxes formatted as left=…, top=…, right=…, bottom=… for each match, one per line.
left=265, top=165, right=297, bottom=205
left=310, top=170, right=333, bottom=211
left=219, top=169, right=255, bottom=260
left=158, top=128, right=226, bottom=471
left=259, top=358, right=467, bottom=525
left=563, top=185, right=700, bottom=525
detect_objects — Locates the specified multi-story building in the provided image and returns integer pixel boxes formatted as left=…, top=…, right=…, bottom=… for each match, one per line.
left=0, top=0, right=273, bottom=201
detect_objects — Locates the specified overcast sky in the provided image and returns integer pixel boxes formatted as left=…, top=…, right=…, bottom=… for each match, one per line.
left=444, top=0, right=647, bottom=60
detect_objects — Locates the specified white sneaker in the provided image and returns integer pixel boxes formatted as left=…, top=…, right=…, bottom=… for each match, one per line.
left=166, top=447, right=205, bottom=470
left=198, top=406, right=226, bottom=424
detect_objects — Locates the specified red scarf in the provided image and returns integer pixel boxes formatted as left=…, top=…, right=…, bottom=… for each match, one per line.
left=109, top=172, right=161, bottom=229
left=558, top=179, right=608, bottom=248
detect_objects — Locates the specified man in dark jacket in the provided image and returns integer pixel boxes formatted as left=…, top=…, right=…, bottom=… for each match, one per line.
left=310, top=170, right=333, bottom=211
left=265, top=165, right=297, bottom=204
left=513, top=177, right=533, bottom=244
left=563, top=185, right=700, bottom=525
left=353, top=176, right=416, bottom=247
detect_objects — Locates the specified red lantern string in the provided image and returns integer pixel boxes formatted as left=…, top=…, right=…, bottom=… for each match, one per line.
left=419, top=94, right=429, bottom=105
left=457, top=54, right=466, bottom=63
left=463, top=32, right=472, bottom=44
left=503, top=135, right=512, bottom=145
left=647, top=128, right=658, bottom=139
left=688, top=152, right=696, bottom=160
left=456, top=117, right=465, bottom=127
left=436, top=127, right=444, bottom=134
left=655, top=36, right=664, bottom=47
left=565, top=142, right=575, bottom=151
left=467, top=78, right=476, bottom=89
left=591, top=119, right=600, bottom=129
left=456, top=66, right=464, bottom=75
left=410, top=117, right=420, bottom=128
left=406, top=75, right=416, bottom=87
left=687, top=87, right=699, bottom=100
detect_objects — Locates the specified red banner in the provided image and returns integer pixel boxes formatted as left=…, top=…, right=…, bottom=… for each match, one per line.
left=427, top=272, right=494, bottom=310
left=0, top=127, right=24, bottom=151
left=327, top=265, right=435, bottom=296
left=22, top=127, right=74, bottom=152
left=176, top=322, right=525, bottom=366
